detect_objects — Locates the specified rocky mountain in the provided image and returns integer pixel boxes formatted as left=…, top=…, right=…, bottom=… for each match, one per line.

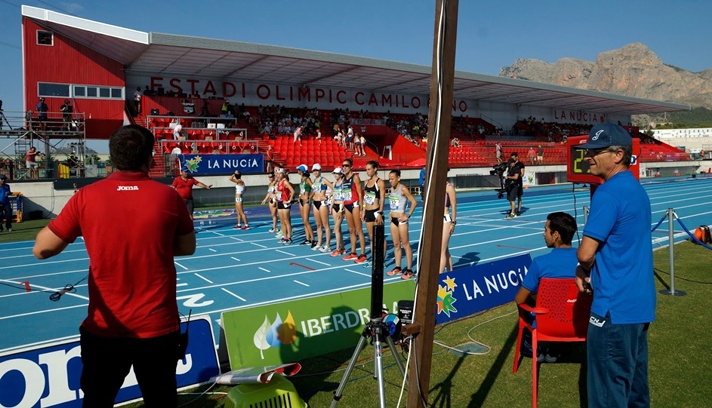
left=499, top=43, right=712, bottom=112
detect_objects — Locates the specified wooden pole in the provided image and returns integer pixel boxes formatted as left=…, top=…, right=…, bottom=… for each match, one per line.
left=407, top=0, right=458, bottom=406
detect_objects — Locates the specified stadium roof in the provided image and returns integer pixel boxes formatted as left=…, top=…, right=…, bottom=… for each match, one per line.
left=23, top=6, right=690, bottom=117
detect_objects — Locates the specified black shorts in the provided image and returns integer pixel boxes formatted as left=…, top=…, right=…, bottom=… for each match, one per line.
left=314, top=200, right=328, bottom=210
left=507, top=187, right=518, bottom=202
left=391, top=217, right=407, bottom=226
left=332, top=203, right=343, bottom=213
left=277, top=202, right=290, bottom=210
left=364, top=209, right=378, bottom=222
left=183, top=198, right=194, bottom=214
left=299, top=198, right=310, bottom=207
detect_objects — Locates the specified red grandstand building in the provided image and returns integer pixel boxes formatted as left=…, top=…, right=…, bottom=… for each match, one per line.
left=15, top=5, right=690, bottom=180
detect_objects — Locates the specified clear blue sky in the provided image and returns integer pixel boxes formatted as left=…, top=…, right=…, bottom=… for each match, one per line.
left=1, top=0, right=710, bottom=151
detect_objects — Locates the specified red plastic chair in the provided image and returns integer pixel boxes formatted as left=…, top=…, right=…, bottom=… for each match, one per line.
left=513, top=278, right=592, bottom=408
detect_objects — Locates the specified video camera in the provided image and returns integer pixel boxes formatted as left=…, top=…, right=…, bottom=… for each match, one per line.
left=490, top=163, right=509, bottom=199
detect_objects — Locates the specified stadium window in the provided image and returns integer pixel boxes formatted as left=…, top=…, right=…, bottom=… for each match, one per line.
left=99, top=88, right=110, bottom=98
left=87, top=87, right=97, bottom=97
left=38, top=83, right=70, bottom=97
left=37, top=30, right=53, bottom=46
left=74, top=86, right=86, bottom=97
left=111, top=88, right=123, bottom=98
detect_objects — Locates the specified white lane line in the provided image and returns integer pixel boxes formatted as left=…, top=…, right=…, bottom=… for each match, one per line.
left=276, top=250, right=294, bottom=256
left=293, top=280, right=310, bottom=287
left=174, top=262, right=188, bottom=270
left=208, top=248, right=217, bottom=252
left=306, top=258, right=330, bottom=266
left=231, top=257, right=241, bottom=262
left=221, top=288, right=246, bottom=302
left=194, top=273, right=213, bottom=284
left=259, top=267, right=271, bottom=273
left=251, top=242, right=268, bottom=248
left=344, top=268, right=371, bottom=278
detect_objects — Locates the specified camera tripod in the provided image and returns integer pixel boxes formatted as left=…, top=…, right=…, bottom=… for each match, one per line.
left=330, top=224, right=407, bottom=408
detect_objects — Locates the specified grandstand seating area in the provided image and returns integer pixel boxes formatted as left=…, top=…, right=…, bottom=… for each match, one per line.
left=133, top=95, right=690, bottom=177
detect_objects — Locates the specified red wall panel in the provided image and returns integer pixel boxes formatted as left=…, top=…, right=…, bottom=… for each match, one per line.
left=23, top=18, right=126, bottom=138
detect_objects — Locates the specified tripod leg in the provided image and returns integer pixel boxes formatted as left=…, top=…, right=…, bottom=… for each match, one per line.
left=372, top=332, right=387, bottom=408
left=386, top=335, right=407, bottom=380
left=330, top=334, right=368, bottom=408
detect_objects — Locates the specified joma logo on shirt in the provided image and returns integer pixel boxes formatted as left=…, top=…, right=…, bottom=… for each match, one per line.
left=117, top=186, right=139, bottom=191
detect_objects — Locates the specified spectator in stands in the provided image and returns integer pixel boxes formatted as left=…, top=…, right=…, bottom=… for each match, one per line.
left=229, top=170, right=249, bottom=230
left=451, top=137, right=461, bottom=148
left=293, top=126, right=303, bottom=146
left=60, top=99, right=73, bottom=130
left=32, top=125, right=195, bottom=407
left=133, top=87, right=142, bottom=116
left=172, top=168, right=212, bottom=220
left=26, top=146, right=40, bottom=180
left=528, top=146, right=536, bottom=165
left=358, top=134, right=367, bottom=156
left=515, top=211, right=579, bottom=362
left=537, top=145, right=544, bottom=164
left=385, top=169, right=417, bottom=278
left=173, top=124, right=183, bottom=140
left=353, top=133, right=362, bottom=156
left=221, top=100, right=230, bottom=117
left=346, top=125, right=355, bottom=151
left=495, top=142, right=502, bottom=164
left=0, top=175, right=12, bottom=232
left=315, top=128, right=322, bottom=145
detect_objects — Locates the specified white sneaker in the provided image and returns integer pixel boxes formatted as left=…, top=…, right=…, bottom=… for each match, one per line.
left=275, top=231, right=283, bottom=238
left=268, top=228, right=276, bottom=233
left=311, top=243, right=321, bottom=251
left=319, top=245, right=330, bottom=253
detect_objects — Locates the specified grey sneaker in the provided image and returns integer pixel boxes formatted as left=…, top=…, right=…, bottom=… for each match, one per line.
left=319, top=245, right=330, bottom=253
left=505, top=213, right=517, bottom=219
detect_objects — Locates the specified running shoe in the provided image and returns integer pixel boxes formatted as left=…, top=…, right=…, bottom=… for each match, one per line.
left=268, top=228, right=276, bottom=233
left=275, top=231, right=284, bottom=238
left=282, top=238, right=293, bottom=245
left=319, top=245, right=330, bottom=253
left=354, top=255, right=368, bottom=264
left=505, top=213, right=517, bottom=219
left=233, top=224, right=241, bottom=229
left=331, top=248, right=346, bottom=257
left=311, top=241, right=318, bottom=249
left=241, top=225, right=249, bottom=230
left=387, top=267, right=403, bottom=276
left=299, top=239, right=311, bottom=246
left=342, top=253, right=358, bottom=261
left=401, top=269, right=415, bottom=280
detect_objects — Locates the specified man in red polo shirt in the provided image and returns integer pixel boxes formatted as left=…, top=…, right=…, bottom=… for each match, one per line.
left=172, top=167, right=212, bottom=219
left=33, top=125, right=195, bottom=407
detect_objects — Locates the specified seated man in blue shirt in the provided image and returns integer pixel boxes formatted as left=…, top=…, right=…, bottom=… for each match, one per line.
left=515, top=211, right=578, bottom=362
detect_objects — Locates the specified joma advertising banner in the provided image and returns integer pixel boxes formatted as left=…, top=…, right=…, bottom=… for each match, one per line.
left=435, top=254, right=532, bottom=324
left=222, top=281, right=416, bottom=369
left=0, top=316, right=219, bottom=408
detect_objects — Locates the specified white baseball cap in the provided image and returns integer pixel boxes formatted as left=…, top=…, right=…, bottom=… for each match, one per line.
left=312, top=163, right=322, bottom=171
left=333, top=167, right=344, bottom=174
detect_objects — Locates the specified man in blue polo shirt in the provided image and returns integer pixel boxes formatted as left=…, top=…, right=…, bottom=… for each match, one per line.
left=515, top=211, right=579, bottom=362
left=575, top=123, right=655, bottom=408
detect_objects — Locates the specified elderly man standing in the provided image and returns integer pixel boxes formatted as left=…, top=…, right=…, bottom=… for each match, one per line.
left=575, top=123, right=655, bottom=408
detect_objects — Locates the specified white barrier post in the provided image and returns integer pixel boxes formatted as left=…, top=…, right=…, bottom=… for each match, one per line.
left=660, top=208, right=686, bottom=296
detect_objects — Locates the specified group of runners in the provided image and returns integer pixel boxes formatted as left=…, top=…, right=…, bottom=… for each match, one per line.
left=258, top=159, right=421, bottom=279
